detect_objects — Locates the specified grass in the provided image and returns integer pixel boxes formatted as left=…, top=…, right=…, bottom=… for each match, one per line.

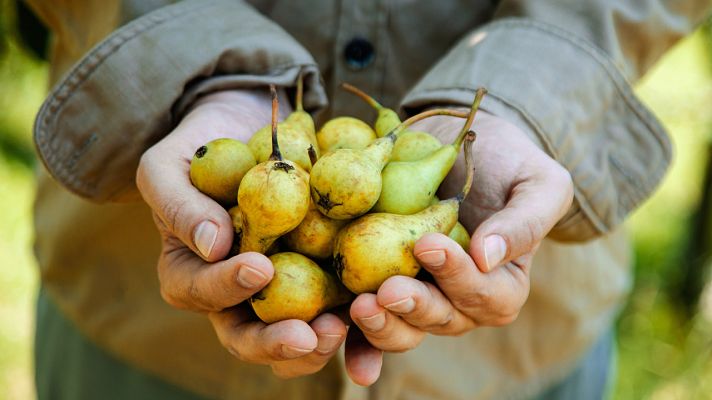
left=0, top=13, right=711, bottom=400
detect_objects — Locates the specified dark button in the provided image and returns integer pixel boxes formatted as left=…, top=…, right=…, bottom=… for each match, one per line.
left=343, top=38, right=375, bottom=69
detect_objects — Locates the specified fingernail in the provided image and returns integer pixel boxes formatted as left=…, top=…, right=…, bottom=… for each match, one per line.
left=484, top=234, right=507, bottom=272
left=359, top=313, right=386, bottom=332
left=316, top=334, right=343, bottom=355
left=383, top=297, right=415, bottom=314
left=194, top=220, right=218, bottom=258
left=281, top=344, right=313, bottom=359
left=417, top=250, right=446, bottom=267
left=236, top=265, right=268, bottom=289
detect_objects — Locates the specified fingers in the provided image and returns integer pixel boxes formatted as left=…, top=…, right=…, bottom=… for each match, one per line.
left=158, top=247, right=273, bottom=312
left=345, top=327, right=383, bottom=386
left=271, top=313, right=347, bottom=378
left=350, top=294, right=425, bottom=352
left=376, top=276, right=476, bottom=335
left=137, top=141, right=234, bottom=262
left=210, top=308, right=347, bottom=379
left=470, top=165, right=573, bottom=271
left=415, top=233, right=530, bottom=326
left=209, top=306, right=317, bottom=363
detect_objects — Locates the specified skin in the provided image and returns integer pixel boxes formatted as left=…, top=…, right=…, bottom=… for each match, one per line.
left=348, top=112, right=574, bottom=364
left=136, top=89, right=350, bottom=380
left=135, top=90, right=573, bottom=386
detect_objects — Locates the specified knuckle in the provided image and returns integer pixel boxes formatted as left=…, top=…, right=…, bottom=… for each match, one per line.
left=159, top=286, right=187, bottom=310
left=162, top=196, right=192, bottom=235
left=489, top=311, right=519, bottom=327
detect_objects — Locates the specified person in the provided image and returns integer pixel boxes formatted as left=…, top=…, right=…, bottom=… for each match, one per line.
left=26, top=0, right=712, bottom=399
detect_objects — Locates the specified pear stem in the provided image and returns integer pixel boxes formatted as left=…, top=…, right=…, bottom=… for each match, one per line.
left=308, top=145, right=318, bottom=167
left=295, top=72, right=304, bottom=112
left=456, top=130, right=477, bottom=203
left=453, top=87, right=487, bottom=148
left=386, top=108, right=469, bottom=141
left=269, top=85, right=282, bottom=161
left=341, top=83, right=384, bottom=111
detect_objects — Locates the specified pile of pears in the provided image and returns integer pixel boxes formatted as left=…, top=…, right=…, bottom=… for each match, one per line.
left=189, top=75, right=486, bottom=323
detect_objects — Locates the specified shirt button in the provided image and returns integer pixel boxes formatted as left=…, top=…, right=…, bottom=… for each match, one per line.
left=343, top=38, right=375, bottom=69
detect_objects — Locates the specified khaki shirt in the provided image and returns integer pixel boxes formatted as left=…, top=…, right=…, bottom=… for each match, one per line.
left=27, top=1, right=712, bottom=399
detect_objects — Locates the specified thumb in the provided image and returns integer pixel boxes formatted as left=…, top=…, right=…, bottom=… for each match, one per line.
left=137, top=143, right=234, bottom=262
left=470, top=169, right=573, bottom=272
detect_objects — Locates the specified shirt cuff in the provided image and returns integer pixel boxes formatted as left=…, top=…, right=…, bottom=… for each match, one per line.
left=401, top=18, right=671, bottom=241
left=33, top=0, right=327, bottom=202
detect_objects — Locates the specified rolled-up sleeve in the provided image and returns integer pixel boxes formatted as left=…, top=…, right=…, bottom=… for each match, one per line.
left=33, top=0, right=327, bottom=203
left=401, top=1, right=711, bottom=241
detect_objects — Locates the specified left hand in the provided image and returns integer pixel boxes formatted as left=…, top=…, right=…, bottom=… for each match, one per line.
left=344, top=110, right=574, bottom=385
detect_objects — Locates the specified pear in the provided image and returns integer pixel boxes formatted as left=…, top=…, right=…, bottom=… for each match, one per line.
left=342, top=83, right=443, bottom=161
left=248, top=73, right=319, bottom=171
left=341, top=83, right=400, bottom=137
left=390, top=131, right=443, bottom=162
left=189, top=138, right=256, bottom=205
left=227, top=205, right=281, bottom=256
left=372, top=88, right=486, bottom=215
left=237, top=86, right=310, bottom=254
left=317, top=116, right=377, bottom=153
left=310, top=108, right=469, bottom=220
left=333, top=131, right=477, bottom=294
left=251, top=252, right=354, bottom=323
left=449, top=222, right=471, bottom=250
left=284, top=200, right=349, bottom=259
left=427, top=197, right=472, bottom=250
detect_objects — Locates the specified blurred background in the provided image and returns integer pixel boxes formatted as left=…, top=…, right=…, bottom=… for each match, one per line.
left=1, top=1, right=711, bottom=399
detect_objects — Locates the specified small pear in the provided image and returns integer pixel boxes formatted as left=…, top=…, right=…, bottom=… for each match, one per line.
left=341, top=83, right=400, bottom=137
left=189, top=138, right=256, bottom=205
left=333, top=131, right=477, bottom=294
left=310, top=108, right=469, bottom=220
left=342, top=83, right=443, bottom=161
left=237, top=86, right=310, bottom=254
left=227, top=205, right=281, bottom=256
left=248, top=73, right=319, bottom=171
left=449, top=222, right=471, bottom=250
left=390, top=130, right=443, bottom=162
left=251, top=252, right=354, bottom=323
left=284, top=200, right=349, bottom=259
left=317, top=116, right=377, bottom=153
left=372, top=88, right=486, bottom=215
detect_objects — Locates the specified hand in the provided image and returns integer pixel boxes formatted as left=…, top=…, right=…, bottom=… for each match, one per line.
left=136, top=89, right=347, bottom=378
left=347, top=110, right=574, bottom=373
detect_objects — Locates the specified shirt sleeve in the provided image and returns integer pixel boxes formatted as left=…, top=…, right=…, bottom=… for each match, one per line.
left=400, top=1, right=712, bottom=241
left=32, top=0, right=328, bottom=202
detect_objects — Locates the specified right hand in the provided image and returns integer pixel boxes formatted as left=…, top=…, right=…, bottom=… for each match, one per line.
left=136, top=89, right=348, bottom=378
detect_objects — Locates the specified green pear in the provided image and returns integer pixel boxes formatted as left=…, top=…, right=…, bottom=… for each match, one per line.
left=390, top=130, right=443, bottom=162
left=333, top=131, right=476, bottom=294
left=309, top=108, right=468, bottom=220
left=372, top=88, right=486, bottom=215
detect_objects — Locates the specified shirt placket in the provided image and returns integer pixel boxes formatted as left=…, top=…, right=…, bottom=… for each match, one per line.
left=330, top=0, right=389, bottom=120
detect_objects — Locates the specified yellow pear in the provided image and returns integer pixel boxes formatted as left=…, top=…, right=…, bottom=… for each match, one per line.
left=189, top=138, right=255, bottom=205
left=251, top=252, right=354, bottom=323
left=237, top=86, right=310, bottom=254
